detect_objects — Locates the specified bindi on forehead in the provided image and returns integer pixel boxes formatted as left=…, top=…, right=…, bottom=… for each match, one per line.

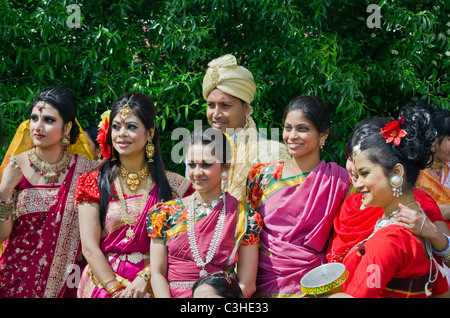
left=35, top=101, right=46, bottom=112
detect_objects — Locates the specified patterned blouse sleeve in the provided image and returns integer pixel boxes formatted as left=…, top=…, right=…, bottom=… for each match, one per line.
left=147, top=202, right=174, bottom=239
left=242, top=207, right=263, bottom=246
left=246, top=163, right=267, bottom=214
left=75, top=171, right=100, bottom=204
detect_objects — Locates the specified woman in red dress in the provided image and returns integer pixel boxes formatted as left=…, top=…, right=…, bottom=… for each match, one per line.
left=341, top=107, right=449, bottom=298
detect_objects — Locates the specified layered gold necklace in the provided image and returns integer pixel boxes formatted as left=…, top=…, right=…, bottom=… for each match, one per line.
left=114, top=177, right=153, bottom=238
left=28, top=148, right=72, bottom=185
left=119, top=165, right=149, bottom=193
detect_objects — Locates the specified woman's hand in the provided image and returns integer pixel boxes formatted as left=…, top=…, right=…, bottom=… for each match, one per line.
left=0, top=157, right=23, bottom=200
left=396, top=203, right=448, bottom=253
left=120, top=276, right=150, bottom=298
left=395, top=204, right=430, bottom=237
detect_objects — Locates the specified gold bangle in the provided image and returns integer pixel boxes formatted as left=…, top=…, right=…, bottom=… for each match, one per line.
left=0, top=202, right=13, bottom=220
left=100, top=276, right=117, bottom=288
left=107, top=283, right=125, bottom=297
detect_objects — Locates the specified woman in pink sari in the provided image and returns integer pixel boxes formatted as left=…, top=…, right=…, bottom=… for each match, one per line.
left=76, top=93, right=192, bottom=298
left=246, top=96, right=350, bottom=297
left=0, top=86, right=95, bottom=297
left=148, top=127, right=262, bottom=298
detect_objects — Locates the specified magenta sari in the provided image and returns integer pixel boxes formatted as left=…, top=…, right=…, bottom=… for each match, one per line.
left=76, top=171, right=192, bottom=298
left=248, top=161, right=350, bottom=297
left=0, top=155, right=93, bottom=298
left=77, top=187, right=157, bottom=298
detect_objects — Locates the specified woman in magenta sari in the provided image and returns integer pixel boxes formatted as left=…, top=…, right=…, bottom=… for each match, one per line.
left=76, top=93, right=192, bottom=298
left=148, top=127, right=262, bottom=298
left=0, top=86, right=95, bottom=297
left=246, top=96, right=350, bottom=297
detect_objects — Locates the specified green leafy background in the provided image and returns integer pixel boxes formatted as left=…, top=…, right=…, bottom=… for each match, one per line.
left=1, top=0, right=449, bottom=175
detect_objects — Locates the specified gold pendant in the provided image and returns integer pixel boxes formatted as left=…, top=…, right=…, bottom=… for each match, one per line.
left=125, top=172, right=141, bottom=192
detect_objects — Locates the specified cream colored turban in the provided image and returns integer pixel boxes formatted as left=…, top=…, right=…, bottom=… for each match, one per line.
left=202, top=54, right=256, bottom=106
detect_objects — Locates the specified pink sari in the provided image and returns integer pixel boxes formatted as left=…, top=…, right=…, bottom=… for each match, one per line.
left=76, top=172, right=192, bottom=298
left=0, top=155, right=93, bottom=298
left=77, top=187, right=158, bottom=298
left=252, top=161, right=350, bottom=297
left=161, top=193, right=247, bottom=298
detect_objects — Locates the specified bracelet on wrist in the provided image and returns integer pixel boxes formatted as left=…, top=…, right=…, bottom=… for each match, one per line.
left=0, top=201, right=13, bottom=221
left=107, top=283, right=125, bottom=298
left=432, top=233, right=450, bottom=263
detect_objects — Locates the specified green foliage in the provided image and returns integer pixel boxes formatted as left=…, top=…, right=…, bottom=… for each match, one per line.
left=1, top=0, right=449, bottom=174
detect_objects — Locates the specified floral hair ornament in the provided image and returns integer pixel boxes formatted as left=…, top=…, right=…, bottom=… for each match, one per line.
left=119, top=94, right=134, bottom=123
left=97, top=110, right=111, bottom=160
left=352, top=143, right=361, bottom=157
left=380, top=118, right=407, bottom=146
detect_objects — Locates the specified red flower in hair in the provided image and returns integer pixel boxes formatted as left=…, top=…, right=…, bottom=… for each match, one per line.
left=96, top=116, right=111, bottom=160
left=380, top=120, right=407, bottom=146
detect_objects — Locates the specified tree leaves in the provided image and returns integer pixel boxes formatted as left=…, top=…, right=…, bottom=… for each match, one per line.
left=1, top=0, right=448, bottom=173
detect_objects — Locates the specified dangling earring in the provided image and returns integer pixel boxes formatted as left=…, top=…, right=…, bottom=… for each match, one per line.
left=221, top=171, right=229, bottom=192
left=61, top=134, right=70, bottom=151
left=390, top=174, right=403, bottom=197
left=319, top=139, right=326, bottom=151
left=146, top=140, right=155, bottom=163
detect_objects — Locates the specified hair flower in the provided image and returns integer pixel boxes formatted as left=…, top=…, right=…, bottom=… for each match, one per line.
left=380, top=120, right=407, bottom=146
left=96, top=110, right=111, bottom=160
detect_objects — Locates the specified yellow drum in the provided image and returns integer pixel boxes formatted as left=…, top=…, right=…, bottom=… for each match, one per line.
left=300, top=263, right=349, bottom=296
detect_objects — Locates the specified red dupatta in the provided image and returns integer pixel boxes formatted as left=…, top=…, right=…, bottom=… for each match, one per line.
left=327, top=193, right=383, bottom=263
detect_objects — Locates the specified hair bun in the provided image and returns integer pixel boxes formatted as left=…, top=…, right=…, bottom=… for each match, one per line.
left=396, top=107, right=435, bottom=170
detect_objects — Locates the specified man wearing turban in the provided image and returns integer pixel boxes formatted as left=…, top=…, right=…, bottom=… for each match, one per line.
left=202, top=54, right=291, bottom=202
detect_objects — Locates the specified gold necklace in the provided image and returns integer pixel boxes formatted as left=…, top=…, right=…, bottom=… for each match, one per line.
left=114, top=177, right=152, bottom=238
left=119, top=165, right=149, bottom=193
left=28, top=148, right=72, bottom=185
left=290, top=159, right=302, bottom=183
left=430, top=161, right=444, bottom=177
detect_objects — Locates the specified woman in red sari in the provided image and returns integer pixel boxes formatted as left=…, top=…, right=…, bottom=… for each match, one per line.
left=0, top=86, right=95, bottom=297
left=328, top=117, right=450, bottom=264
left=76, top=93, right=192, bottom=298
left=341, top=108, right=449, bottom=298
left=148, top=127, right=261, bottom=298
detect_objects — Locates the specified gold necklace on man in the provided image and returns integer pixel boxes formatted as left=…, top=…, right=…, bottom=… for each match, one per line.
left=120, top=165, right=150, bottom=193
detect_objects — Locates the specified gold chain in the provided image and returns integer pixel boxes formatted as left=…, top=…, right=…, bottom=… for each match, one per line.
left=114, top=177, right=153, bottom=238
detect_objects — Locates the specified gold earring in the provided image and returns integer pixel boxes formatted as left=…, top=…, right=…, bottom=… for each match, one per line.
left=146, top=140, right=155, bottom=163
left=319, top=139, right=326, bottom=151
left=61, top=135, right=70, bottom=150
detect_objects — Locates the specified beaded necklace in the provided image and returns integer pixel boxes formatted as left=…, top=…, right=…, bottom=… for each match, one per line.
left=28, top=147, right=72, bottom=185
left=187, top=192, right=226, bottom=277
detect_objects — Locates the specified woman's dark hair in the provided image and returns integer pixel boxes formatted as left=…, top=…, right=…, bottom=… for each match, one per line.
left=344, top=117, right=392, bottom=159
left=187, top=126, right=232, bottom=164
left=411, top=100, right=450, bottom=145
left=282, top=95, right=331, bottom=134
left=30, top=86, right=80, bottom=145
left=97, top=92, right=172, bottom=229
left=192, top=272, right=244, bottom=298
left=84, top=126, right=100, bottom=149
left=356, top=107, right=435, bottom=187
